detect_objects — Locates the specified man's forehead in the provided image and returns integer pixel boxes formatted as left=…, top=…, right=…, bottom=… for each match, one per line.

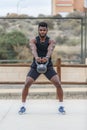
left=39, top=26, right=47, bottom=29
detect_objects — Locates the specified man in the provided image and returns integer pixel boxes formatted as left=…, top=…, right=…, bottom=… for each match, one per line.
left=19, top=22, right=65, bottom=114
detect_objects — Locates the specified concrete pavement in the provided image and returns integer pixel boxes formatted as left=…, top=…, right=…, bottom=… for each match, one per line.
left=0, top=99, right=87, bottom=130
left=0, top=84, right=87, bottom=99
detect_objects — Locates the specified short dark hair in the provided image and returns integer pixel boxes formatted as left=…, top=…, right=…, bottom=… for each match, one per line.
left=38, top=22, right=48, bottom=28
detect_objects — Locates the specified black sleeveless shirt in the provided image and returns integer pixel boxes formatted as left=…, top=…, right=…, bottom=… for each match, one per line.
left=31, top=36, right=53, bottom=68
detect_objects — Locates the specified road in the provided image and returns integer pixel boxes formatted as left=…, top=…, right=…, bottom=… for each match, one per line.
left=0, top=99, right=87, bottom=130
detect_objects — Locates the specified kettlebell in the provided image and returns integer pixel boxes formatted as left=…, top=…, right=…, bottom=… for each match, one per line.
left=35, top=60, right=49, bottom=74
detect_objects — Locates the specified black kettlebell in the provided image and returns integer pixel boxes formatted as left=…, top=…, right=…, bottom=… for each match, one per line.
left=35, top=60, right=49, bottom=73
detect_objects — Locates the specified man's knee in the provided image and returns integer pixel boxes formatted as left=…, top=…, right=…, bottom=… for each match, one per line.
left=25, top=77, right=34, bottom=88
left=54, top=80, right=61, bottom=87
left=51, top=75, right=61, bottom=87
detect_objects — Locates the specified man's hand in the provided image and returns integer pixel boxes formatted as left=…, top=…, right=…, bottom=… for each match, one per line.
left=41, top=57, right=48, bottom=63
left=35, top=57, right=49, bottom=63
left=35, top=57, right=42, bottom=63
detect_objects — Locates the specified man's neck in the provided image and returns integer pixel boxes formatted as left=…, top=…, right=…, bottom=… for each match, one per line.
left=39, top=36, right=46, bottom=42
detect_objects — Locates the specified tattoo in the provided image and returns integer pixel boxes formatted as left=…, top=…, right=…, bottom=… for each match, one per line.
left=29, top=39, right=38, bottom=58
left=46, top=40, right=55, bottom=58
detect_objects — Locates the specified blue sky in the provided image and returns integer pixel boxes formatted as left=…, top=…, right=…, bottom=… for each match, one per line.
left=0, top=0, right=51, bottom=16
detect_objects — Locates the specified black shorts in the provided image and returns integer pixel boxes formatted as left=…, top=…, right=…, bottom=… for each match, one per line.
left=27, top=67, right=57, bottom=80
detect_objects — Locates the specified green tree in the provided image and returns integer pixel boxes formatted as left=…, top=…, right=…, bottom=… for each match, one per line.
left=0, top=31, right=29, bottom=59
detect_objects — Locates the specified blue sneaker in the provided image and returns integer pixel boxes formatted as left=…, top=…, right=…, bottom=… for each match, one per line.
left=18, top=106, right=26, bottom=114
left=58, top=106, right=66, bottom=114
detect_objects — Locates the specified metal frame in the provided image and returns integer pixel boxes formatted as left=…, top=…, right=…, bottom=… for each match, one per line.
left=0, top=17, right=84, bottom=63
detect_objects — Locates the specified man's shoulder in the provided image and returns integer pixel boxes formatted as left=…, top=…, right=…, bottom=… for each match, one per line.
left=49, top=39, right=56, bottom=44
left=30, top=38, right=37, bottom=44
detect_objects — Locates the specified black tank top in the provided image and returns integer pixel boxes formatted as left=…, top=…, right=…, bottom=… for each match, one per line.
left=36, top=36, right=49, bottom=57
left=31, top=36, right=53, bottom=68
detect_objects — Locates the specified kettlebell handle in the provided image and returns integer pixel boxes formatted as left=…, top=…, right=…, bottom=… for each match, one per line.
left=35, top=59, right=49, bottom=66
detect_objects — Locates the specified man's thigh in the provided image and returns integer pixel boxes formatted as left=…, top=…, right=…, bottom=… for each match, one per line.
left=44, top=67, right=57, bottom=80
left=27, top=67, right=41, bottom=80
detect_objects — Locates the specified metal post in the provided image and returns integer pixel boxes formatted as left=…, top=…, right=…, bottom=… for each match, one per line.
left=84, top=0, right=87, bottom=63
left=81, top=19, right=84, bottom=63
left=17, top=0, right=23, bottom=14
left=17, top=0, right=20, bottom=14
left=85, top=9, right=87, bottom=61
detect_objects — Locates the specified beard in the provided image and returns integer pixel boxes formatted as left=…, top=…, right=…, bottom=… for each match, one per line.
left=39, top=33, right=46, bottom=38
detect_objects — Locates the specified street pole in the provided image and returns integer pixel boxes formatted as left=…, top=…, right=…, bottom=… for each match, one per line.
left=17, top=0, right=20, bottom=14
left=17, top=0, right=24, bottom=14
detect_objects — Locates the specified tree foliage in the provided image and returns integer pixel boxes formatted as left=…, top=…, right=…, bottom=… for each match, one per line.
left=0, top=31, right=29, bottom=59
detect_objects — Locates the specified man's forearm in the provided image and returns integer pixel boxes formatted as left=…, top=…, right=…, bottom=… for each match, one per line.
left=46, top=41, right=55, bottom=58
left=30, top=42, right=38, bottom=59
left=32, top=49, right=38, bottom=59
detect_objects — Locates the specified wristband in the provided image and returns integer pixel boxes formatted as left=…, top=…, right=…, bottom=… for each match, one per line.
left=46, top=56, right=49, bottom=59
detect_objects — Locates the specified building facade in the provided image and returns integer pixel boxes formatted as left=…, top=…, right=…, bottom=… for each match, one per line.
left=52, top=0, right=85, bottom=15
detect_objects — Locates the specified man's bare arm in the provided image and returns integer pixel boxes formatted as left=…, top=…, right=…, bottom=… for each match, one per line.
left=29, top=39, right=42, bottom=62
left=29, top=39, right=38, bottom=59
left=46, top=40, right=56, bottom=58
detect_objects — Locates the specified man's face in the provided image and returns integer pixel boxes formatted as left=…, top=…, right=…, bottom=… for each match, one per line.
left=38, top=26, right=48, bottom=38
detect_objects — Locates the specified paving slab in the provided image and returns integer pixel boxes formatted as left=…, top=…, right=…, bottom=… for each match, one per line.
left=0, top=99, right=87, bottom=130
